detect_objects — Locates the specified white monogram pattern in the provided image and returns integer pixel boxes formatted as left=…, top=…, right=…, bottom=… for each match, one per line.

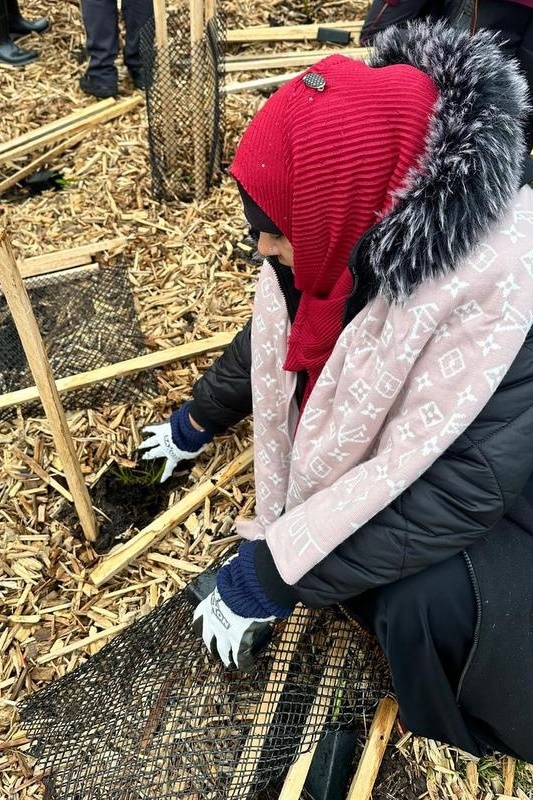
left=236, top=188, right=533, bottom=584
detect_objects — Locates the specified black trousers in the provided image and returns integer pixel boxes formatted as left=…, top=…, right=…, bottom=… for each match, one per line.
left=346, top=552, right=486, bottom=755
left=80, top=0, right=153, bottom=82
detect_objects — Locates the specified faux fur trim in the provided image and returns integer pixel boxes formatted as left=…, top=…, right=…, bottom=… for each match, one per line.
left=364, top=21, right=530, bottom=302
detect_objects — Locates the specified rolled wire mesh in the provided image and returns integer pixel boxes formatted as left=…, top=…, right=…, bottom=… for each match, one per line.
left=0, top=262, right=157, bottom=420
left=140, top=11, right=226, bottom=202
left=19, top=556, right=391, bottom=800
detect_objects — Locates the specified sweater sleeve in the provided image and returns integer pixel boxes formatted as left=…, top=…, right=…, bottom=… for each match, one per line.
left=260, top=329, right=533, bottom=609
left=188, top=319, right=252, bottom=434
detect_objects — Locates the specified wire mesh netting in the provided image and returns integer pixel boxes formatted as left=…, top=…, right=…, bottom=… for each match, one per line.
left=19, top=554, right=391, bottom=800
left=0, top=262, right=157, bottom=420
left=141, top=11, right=226, bottom=202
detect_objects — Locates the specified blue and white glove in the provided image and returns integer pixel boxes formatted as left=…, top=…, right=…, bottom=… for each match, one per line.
left=192, top=541, right=295, bottom=671
left=193, top=588, right=274, bottom=672
left=138, top=403, right=213, bottom=482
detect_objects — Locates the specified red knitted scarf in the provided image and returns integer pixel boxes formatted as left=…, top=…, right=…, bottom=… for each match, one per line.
left=230, top=55, right=439, bottom=404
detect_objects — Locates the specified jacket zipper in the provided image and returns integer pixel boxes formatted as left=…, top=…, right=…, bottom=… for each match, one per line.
left=456, top=552, right=482, bottom=702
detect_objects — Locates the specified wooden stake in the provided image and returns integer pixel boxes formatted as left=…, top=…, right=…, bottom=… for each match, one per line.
left=35, top=621, right=130, bottom=664
left=226, top=605, right=311, bottom=800
left=12, top=446, right=74, bottom=503
left=0, top=98, right=116, bottom=161
left=204, top=0, right=216, bottom=23
left=225, top=47, right=370, bottom=73
left=0, top=331, right=233, bottom=410
left=190, top=0, right=207, bottom=201
left=0, top=229, right=99, bottom=543
left=19, top=237, right=127, bottom=278
left=0, top=130, right=87, bottom=196
left=503, top=756, right=516, bottom=796
left=153, top=0, right=179, bottom=172
left=223, top=73, right=303, bottom=94
left=90, top=445, right=253, bottom=586
left=226, top=21, right=363, bottom=43
left=346, top=697, right=398, bottom=800
left=278, top=627, right=352, bottom=800
left=0, top=96, right=141, bottom=167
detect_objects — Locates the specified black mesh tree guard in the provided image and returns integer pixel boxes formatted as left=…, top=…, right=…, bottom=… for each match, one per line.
left=0, top=263, right=157, bottom=420
left=19, top=556, right=391, bottom=800
left=141, top=11, right=226, bottom=203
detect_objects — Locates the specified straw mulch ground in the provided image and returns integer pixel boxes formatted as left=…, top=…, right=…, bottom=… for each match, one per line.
left=1, top=2, right=532, bottom=799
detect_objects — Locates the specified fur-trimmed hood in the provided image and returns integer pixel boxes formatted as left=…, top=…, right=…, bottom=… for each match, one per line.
left=361, top=21, right=531, bottom=302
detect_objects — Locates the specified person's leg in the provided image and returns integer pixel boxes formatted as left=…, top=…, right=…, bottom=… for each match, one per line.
left=0, top=0, right=38, bottom=65
left=121, top=0, right=153, bottom=85
left=6, top=0, right=49, bottom=36
left=346, top=553, right=484, bottom=755
left=80, top=0, right=119, bottom=95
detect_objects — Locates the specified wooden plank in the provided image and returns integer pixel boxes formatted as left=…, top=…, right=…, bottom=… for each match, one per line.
left=223, top=72, right=303, bottom=94
left=153, top=0, right=179, bottom=172
left=346, top=697, right=398, bottom=800
left=190, top=0, right=207, bottom=200
left=204, top=0, right=216, bottom=22
left=227, top=46, right=368, bottom=63
left=0, top=130, right=88, bottom=196
left=19, top=237, right=127, bottom=278
left=0, top=331, right=234, bottom=410
left=278, top=627, right=351, bottom=800
left=0, top=98, right=116, bottom=159
left=90, top=445, right=254, bottom=586
left=0, top=96, right=142, bottom=167
left=0, top=229, right=99, bottom=543
left=227, top=21, right=363, bottom=43
left=226, top=605, right=311, bottom=800
left=503, top=757, right=517, bottom=796
left=225, top=47, right=370, bottom=73
left=35, top=621, right=130, bottom=664
left=12, top=446, right=74, bottom=503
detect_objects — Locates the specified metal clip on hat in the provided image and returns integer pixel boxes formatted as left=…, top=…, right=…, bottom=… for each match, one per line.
left=303, top=72, right=327, bottom=92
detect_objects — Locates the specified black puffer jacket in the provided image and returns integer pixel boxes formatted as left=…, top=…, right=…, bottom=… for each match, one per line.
left=191, top=151, right=533, bottom=609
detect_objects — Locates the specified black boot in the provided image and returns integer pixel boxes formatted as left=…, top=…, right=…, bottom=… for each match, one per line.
left=0, top=0, right=38, bottom=65
left=7, top=0, right=49, bottom=36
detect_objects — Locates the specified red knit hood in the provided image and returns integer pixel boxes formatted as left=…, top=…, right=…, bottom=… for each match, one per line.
left=230, top=54, right=438, bottom=398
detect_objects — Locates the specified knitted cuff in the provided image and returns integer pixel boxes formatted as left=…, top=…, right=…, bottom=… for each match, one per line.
left=170, top=403, right=214, bottom=452
left=217, top=540, right=294, bottom=619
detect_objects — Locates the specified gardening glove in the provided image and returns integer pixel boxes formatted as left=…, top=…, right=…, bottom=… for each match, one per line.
left=193, top=540, right=295, bottom=671
left=193, top=588, right=274, bottom=672
left=138, top=403, right=213, bottom=482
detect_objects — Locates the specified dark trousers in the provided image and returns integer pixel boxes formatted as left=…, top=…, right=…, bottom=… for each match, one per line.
left=80, top=0, right=153, bottom=82
left=473, top=0, right=533, bottom=150
left=0, top=0, right=8, bottom=44
left=346, top=553, right=485, bottom=755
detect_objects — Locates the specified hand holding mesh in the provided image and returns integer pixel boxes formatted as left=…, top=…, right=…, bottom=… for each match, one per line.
left=193, top=587, right=274, bottom=672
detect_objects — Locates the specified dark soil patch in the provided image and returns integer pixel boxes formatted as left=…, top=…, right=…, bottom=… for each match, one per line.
left=371, top=739, right=427, bottom=800
left=60, top=459, right=191, bottom=552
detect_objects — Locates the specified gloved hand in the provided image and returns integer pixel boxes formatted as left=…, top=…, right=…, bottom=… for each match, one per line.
left=138, top=403, right=213, bottom=482
left=193, top=588, right=274, bottom=672
left=192, top=540, right=295, bottom=670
